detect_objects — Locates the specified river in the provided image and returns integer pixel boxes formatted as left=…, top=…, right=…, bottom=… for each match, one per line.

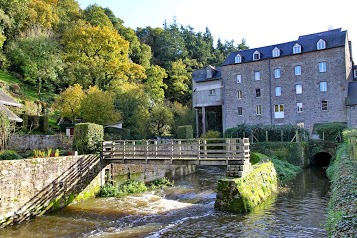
left=0, top=166, right=330, bottom=238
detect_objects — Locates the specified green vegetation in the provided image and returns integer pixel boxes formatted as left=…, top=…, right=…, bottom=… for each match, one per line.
left=215, top=161, right=278, bottom=213
left=98, top=177, right=174, bottom=197
left=72, top=123, right=104, bottom=154
left=326, top=136, right=357, bottom=236
left=177, top=125, right=193, bottom=139
left=32, top=148, right=59, bottom=158
left=0, top=150, right=22, bottom=160
left=313, top=122, right=347, bottom=141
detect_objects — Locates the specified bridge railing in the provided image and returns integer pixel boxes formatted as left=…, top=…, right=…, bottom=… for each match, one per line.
left=102, top=138, right=250, bottom=165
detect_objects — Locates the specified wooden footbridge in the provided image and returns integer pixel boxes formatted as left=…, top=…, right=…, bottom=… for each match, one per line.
left=102, top=138, right=252, bottom=177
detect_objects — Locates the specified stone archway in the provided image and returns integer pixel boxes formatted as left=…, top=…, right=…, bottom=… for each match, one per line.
left=311, top=152, right=332, bottom=167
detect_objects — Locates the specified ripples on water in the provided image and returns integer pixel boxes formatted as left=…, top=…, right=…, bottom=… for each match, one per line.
left=0, top=166, right=329, bottom=238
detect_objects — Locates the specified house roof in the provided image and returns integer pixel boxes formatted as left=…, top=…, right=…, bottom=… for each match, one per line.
left=0, top=89, right=22, bottom=107
left=346, top=82, right=357, bottom=106
left=222, top=28, right=347, bottom=66
left=192, top=66, right=221, bottom=83
left=0, top=103, right=23, bottom=122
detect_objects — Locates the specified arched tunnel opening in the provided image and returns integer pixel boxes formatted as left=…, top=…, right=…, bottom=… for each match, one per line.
left=311, top=152, right=332, bottom=167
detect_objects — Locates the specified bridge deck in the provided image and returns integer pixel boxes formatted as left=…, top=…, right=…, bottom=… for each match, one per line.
left=102, top=138, right=250, bottom=166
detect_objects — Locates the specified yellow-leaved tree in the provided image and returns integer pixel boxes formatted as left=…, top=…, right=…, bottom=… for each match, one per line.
left=52, top=84, right=85, bottom=123
left=80, top=86, right=121, bottom=126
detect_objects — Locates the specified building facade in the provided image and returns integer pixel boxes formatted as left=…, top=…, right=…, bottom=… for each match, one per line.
left=192, top=28, right=356, bottom=135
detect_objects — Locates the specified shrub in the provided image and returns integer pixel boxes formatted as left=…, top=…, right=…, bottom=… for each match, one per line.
left=98, top=180, right=147, bottom=197
left=149, top=177, right=174, bottom=190
left=200, top=130, right=221, bottom=139
left=104, top=127, right=130, bottom=140
left=73, top=123, right=104, bottom=154
left=314, top=122, right=347, bottom=141
left=177, top=125, right=193, bottom=139
left=0, top=150, right=22, bottom=160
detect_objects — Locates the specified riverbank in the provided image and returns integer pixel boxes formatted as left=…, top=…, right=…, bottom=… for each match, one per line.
left=326, top=143, right=357, bottom=237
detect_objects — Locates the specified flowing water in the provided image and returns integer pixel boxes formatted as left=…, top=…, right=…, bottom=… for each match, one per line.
left=0, top=166, right=330, bottom=238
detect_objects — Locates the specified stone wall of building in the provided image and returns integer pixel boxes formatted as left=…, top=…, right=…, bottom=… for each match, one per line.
left=8, top=134, right=72, bottom=152
left=222, top=46, right=350, bottom=134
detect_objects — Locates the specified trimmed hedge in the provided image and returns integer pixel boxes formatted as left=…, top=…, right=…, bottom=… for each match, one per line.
left=177, top=125, right=193, bottom=139
left=73, top=123, right=104, bottom=154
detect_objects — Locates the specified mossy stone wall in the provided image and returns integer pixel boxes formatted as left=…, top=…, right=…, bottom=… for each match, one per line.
left=215, top=161, right=278, bottom=213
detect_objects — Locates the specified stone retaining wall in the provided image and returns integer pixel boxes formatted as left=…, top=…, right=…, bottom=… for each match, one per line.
left=8, top=134, right=72, bottom=152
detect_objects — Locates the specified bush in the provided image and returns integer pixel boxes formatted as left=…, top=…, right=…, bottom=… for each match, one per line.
left=98, top=180, right=147, bottom=197
left=73, top=123, right=104, bottom=154
left=149, top=177, right=174, bottom=190
left=271, top=158, right=302, bottom=181
left=177, top=125, right=193, bottom=139
left=314, top=122, right=347, bottom=141
left=200, top=130, right=221, bottom=139
left=0, top=150, right=22, bottom=160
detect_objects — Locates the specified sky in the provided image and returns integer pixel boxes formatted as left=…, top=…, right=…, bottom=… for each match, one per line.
left=77, top=0, right=357, bottom=60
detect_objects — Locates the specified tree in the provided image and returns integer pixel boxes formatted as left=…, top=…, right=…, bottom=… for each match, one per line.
left=144, top=65, right=167, bottom=104
left=0, top=110, right=12, bottom=151
left=62, top=22, right=145, bottom=89
left=83, top=4, right=113, bottom=28
left=52, top=84, right=85, bottom=124
left=114, top=87, right=150, bottom=139
left=7, top=29, right=64, bottom=94
left=166, top=59, right=191, bottom=104
left=80, top=86, right=121, bottom=125
left=150, top=104, right=174, bottom=136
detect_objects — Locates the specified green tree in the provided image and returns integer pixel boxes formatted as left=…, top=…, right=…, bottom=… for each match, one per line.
left=7, top=29, right=64, bottom=94
left=52, top=84, right=85, bottom=124
left=166, top=59, right=191, bottom=104
left=144, top=65, right=167, bottom=104
left=150, top=104, right=174, bottom=136
left=83, top=4, right=113, bottom=28
left=114, top=87, right=150, bottom=139
left=169, top=101, right=194, bottom=137
left=55, top=0, right=81, bottom=34
left=80, top=86, right=121, bottom=125
left=0, top=110, right=11, bottom=151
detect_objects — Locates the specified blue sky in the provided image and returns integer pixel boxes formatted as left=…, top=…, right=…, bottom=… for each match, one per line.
left=77, top=0, right=356, bottom=60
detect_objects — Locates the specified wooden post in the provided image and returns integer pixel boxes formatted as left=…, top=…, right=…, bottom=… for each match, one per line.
left=204, top=139, right=207, bottom=159
left=123, top=141, right=126, bottom=160
left=154, top=140, right=158, bottom=159
left=171, top=140, right=174, bottom=163
left=133, top=141, right=136, bottom=159
left=265, top=130, right=268, bottom=142
left=145, top=140, right=149, bottom=163
left=178, top=140, right=182, bottom=158
left=323, top=131, right=325, bottom=141
left=281, top=130, right=283, bottom=142
left=296, top=130, right=299, bottom=142
left=198, top=138, right=201, bottom=162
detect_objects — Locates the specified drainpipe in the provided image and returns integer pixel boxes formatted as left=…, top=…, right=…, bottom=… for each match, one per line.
left=268, top=59, right=273, bottom=125
left=195, top=108, right=199, bottom=138
left=202, top=106, right=206, bottom=134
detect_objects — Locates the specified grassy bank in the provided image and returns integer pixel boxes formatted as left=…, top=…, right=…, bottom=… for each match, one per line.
left=326, top=143, right=357, bottom=237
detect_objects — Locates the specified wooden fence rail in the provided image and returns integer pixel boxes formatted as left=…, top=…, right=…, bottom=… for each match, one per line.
left=102, top=138, right=250, bottom=166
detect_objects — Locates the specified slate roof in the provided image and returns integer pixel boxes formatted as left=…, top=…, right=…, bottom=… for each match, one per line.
left=0, top=103, right=23, bottom=122
left=192, top=65, right=221, bottom=83
left=346, top=82, right=357, bottom=106
left=222, top=28, right=347, bottom=66
left=0, top=89, right=22, bottom=107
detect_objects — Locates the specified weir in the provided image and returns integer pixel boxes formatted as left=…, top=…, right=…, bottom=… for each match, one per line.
left=102, top=138, right=252, bottom=177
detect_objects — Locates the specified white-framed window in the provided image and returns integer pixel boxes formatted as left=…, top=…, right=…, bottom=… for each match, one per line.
left=209, top=89, right=216, bottom=95
left=354, top=69, right=357, bottom=79
left=238, top=107, right=243, bottom=116
left=321, top=100, right=328, bottom=111
left=237, top=90, right=242, bottom=99
left=272, top=47, right=280, bottom=57
left=317, top=39, right=326, bottom=50
left=297, top=102, right=303, bottom=113
left=295, top=65, right=301, bottom=75
left=293, top=43, right=301, bottom=54
left=275, top=86, right=281, bottom=96
left=320, top=81, right=327, bottom=92
left=319, top=62, right=326, bottom=72
left=253, top=50, right=260, bottom=60
left=274, top=68, right=281, bottom=78
left=236, top=74, right=242, bottom=83
left=235, top=54, right=242, bottom=63
left=255, top=88, right=261, bottom=98
left=254, top=71, right=261, bottom=80
left=256, top=105, right=262, bottom=115
left=274, top=104, right=284, bottom=118
left=296, top=84, right=302, bottom=94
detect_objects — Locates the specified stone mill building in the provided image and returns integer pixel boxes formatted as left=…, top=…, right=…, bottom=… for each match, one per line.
left=192, top=28, right=357, bottom=136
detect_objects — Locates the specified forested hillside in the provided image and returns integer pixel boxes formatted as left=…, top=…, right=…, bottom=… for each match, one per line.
left=0, top=0, right=248, bottom=139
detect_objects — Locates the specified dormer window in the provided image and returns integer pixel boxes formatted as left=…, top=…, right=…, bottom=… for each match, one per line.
left=253, top=50, right=260, bottom=60
left=272, top=47, right=280, bottom=57
left=293, top=43, right=301, bottom=54
left=317, top=39, right=326, bottom=50
left=235, top=54, right=242, bottom=63
left=354, top=69, right=357, bottom=78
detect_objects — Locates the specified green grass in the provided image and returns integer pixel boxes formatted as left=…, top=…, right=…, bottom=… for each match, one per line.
left=0, top=70, right=55, bottom=102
